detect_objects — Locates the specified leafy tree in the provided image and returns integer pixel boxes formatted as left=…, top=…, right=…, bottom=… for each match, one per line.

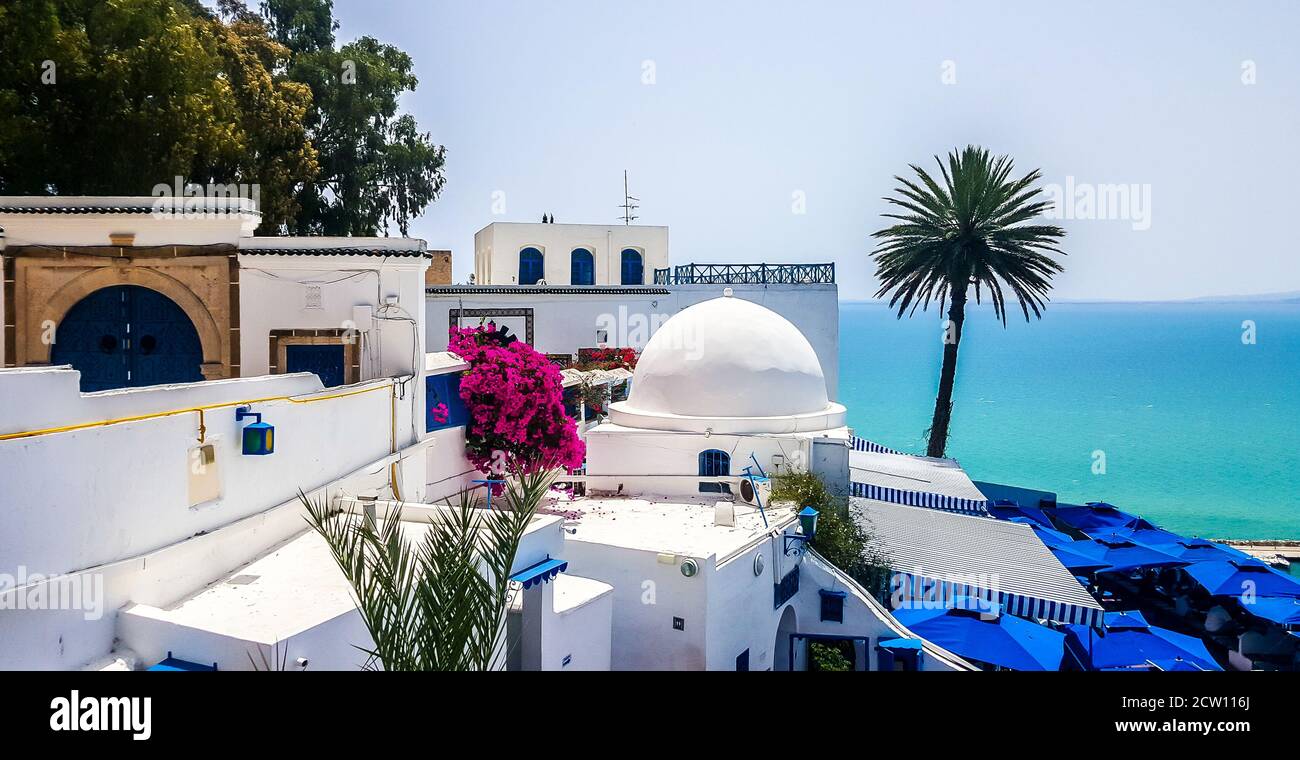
left=871, top=146, right=1066, bottom=457
left=0, top=0, right=444, bottom=236
left=302, top=468, right=558, bottom=671
left=260, top=0, right=446, bottom=235
left=0, top=0, right=317, bottom=231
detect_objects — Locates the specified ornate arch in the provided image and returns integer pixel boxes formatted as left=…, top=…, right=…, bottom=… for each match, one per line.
left=36, top=267, right=224, bottom=369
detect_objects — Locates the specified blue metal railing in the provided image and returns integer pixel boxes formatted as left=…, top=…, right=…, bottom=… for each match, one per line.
left=653, top=262, right=835, bottom=285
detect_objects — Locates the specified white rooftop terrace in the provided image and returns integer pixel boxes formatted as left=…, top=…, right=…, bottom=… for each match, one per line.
left=118, top=508, right=565, bottom=669
left=550, top=493, right=797, bottom=562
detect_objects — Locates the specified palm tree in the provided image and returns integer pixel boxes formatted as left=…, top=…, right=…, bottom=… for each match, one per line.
left=302, top=466, right=558, bottom=671
left=871, top=145, right=1066, bottom=458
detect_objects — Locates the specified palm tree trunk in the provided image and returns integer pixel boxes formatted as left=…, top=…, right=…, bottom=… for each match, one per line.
left=927, top=285, right=967, bottom=458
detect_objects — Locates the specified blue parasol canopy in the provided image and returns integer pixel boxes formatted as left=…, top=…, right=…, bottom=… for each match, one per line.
left=987, top=500, right=1055, bottom=529
left=1183, top=560, right=1300, bottom=598
left=1066, top=610, right=1221, bottom=671
left=892, top=600, right=1068, bottom=671
left=1008, top=517, right=1078, bottom=547
left=1146, top=537, right=1253, bottom=564
left=1092, top=526, right=1186, bottom=546
left=1089, top=536, right=1189, bottom=574
left=1049, top=543, right=1114, bottom=574
left=1052, top=502, right=1145, bottom=533
left=1235, top=595, right=1300, bottom=628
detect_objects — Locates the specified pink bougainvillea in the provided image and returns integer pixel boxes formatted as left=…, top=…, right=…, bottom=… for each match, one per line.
left=430, top=403, right=449, bottom=425
left=449, top=325, right=585, bottom=477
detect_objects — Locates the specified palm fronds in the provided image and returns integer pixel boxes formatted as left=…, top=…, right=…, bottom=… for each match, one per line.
left=301, top=468, right=556, bottom=671
left=871, top=145, right=1066, bottom=325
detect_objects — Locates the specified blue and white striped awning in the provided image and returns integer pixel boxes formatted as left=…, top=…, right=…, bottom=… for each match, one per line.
left=890, top=571, right=1104, bottom=628
left=850, top=435, right=905, bottom=455
left=848, top=437, right=990, bottom=515
left=862, top=499, right=1105, bottom=628
left=851, top=481, right=989, bottom=515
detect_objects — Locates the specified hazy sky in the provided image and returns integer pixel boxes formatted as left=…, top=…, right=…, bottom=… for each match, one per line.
left=325, top=0, right=1300, bottom=300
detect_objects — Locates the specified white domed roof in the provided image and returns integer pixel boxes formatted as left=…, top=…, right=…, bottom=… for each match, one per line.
left=609, top=292, right=845, bottom=433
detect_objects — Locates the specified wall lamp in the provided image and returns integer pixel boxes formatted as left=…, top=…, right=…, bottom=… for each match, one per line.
left=783, top=506, right=820, bottom=556
left=235, top=407, right=274, bottom=456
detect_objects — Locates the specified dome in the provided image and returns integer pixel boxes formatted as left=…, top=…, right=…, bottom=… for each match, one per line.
left=608, top=291, right=846, bottom=433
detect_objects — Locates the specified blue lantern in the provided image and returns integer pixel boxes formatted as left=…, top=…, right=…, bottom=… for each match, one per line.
left=784, top=506, right=820, bottom=556
left=798, top=506, right=820, bottom=540
left=236, top=407, right=274, bottom=455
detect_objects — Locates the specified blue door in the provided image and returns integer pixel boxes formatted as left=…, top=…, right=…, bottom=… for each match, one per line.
left=50, top=285, right=203, bottom=392
left=285, top=344, right=346, bottom=387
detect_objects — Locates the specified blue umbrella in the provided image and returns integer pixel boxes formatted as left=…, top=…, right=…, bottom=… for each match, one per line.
left=1052, top=502, right=1146, bottom=533
left=892, top=601, right=1068, bottom=671
left=1067, top=610, right=1221, bottom=671
left=1093, top=526, right=1186, bottom=546
left=1148, top=538, right=1253, bottom=564
left=988, top=500, right=1055, bottom=529
left=1049, top=542, right=1114, bottom=574
left=1090, top=536, right=1189, bottom=574
left=1010, top=518, right=1079, bottom=547
left=1184, top=560, right=1300, bottom=598
left=1235, top=595, right=1300, bottom=628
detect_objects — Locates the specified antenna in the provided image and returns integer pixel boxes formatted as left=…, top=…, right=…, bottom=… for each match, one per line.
left=619, top=169, right=639, bottom=225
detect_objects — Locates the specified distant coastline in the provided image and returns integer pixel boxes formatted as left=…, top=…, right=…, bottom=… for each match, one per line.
left=841, top=290, right=1300, bottom=305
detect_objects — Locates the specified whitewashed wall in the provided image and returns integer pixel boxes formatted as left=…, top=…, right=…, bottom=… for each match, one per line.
left=561, top=541, right=710, bottom=670
left=474, top=223, right=669, bottom=286
left=584, top=429, right=812, bottom=498
left=237, top=254, right=427, bottom=382
left=0, top=367, right=407, bottom=579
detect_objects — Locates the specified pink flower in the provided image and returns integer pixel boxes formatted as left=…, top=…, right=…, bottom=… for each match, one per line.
left=449, top=325, right=586, bottom=477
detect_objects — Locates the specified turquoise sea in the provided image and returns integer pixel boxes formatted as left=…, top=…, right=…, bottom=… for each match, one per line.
left=839, top=301, right=1300, bottom=540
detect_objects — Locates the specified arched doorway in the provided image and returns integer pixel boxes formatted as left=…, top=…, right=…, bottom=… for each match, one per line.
left=774, top=604, right=798, bottom=671
left=50, top=285, right=203, bottom=391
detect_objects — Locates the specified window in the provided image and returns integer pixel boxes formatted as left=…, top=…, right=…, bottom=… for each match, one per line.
left=621, top=248, right=644, bottom=285
left=426, top=371, right=469, bottom=432
left=519, top=246, right=544, bottom=285
left=285, top=343, right=346, bottom=387
left=570, top=248, right=595, bottom=285
left=699, top=449, right=731, bottom=493
left=819, top=590, right=846, bottom=623
left=736, top=649, right=750, bottom=671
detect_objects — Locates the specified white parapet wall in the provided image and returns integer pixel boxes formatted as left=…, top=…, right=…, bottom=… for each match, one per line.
left=0, top=365, right=436, bottom=669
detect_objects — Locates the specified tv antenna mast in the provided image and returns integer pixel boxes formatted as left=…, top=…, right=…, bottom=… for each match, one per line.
left=619, top=170, right=639, bottom=225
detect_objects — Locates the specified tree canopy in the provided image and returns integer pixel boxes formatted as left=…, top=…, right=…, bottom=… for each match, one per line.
left=0, top=0, right=444, bottom=235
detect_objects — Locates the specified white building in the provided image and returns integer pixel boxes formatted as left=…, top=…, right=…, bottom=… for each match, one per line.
left=0, top=196, right=968, bottom=672
left=473, top=222, right=669, bottom=286
left=586, top=290, right=850, bottom=500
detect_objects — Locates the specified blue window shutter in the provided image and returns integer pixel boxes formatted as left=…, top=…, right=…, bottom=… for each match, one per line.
left=698, top=449, right=731, bottom=493
left=621, top=249, right=644, bottom=285
left=571, top=249, right=594, bottom=285
left=519, top=247, right=544, bottom=285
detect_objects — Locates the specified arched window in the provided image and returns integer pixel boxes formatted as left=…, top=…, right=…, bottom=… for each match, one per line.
left=570, top=248, right=595, bottom=285
left=519, top=247, right=544, bottom=285
left=620, top=248, right=644, bottom=285
left=699, top=449, right=731, bottom=493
